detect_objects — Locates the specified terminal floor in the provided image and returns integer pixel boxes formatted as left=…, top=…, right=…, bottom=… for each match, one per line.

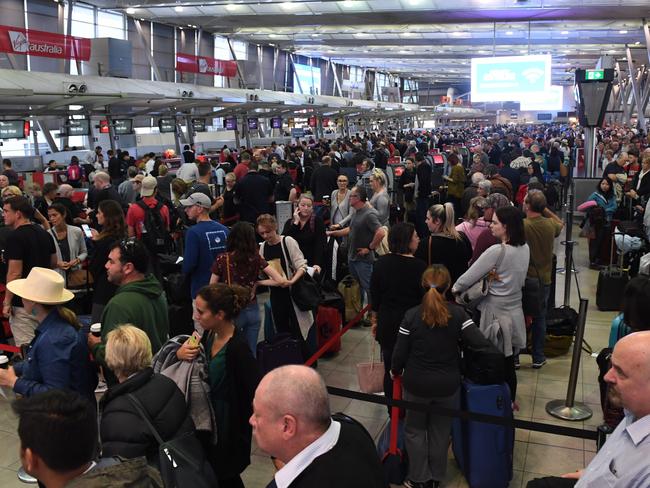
left=0, top=234, right=613, bottom=487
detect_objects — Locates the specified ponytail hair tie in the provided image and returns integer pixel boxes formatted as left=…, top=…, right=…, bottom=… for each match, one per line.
left=429, top=283, right=438, bottom=289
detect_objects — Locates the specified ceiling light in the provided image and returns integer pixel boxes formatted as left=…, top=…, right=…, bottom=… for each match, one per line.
left=399, top=50, right=410, bottom=54
left=619, top=30, right=628, bottom=34
left=354, top=32, right=366, bottom=37
left=281, top=1, right=295, bottom=9
left=268, top=33, right=277, bottom=38
left=341, top=0, right=356, bottom=7
left=506, top=31, right=513, bottom=35
left=635, top=41, right=641, bottom=45
left=225, top=4, right=238, bottom=11
left=520, top=49, right=527, bottom=54
left=311, top=33, right=319, bottom=37
left=560, top=30, right=569, bottom=35
left=174, top=5, right=183, bottom=12
left=126, top=7, right=135, bottom=14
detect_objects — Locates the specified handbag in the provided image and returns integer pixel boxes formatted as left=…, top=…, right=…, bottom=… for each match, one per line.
left=127, top=394, right=218, bottom=488
left=66, top=267, right=94, bottom=289
left=456, top=244, right=506, bottom=308
left=281, top=237, right=321, bottom=311
left=356, top=343, right=385, bottom=394
left=522, top=258, right=543, bottom=317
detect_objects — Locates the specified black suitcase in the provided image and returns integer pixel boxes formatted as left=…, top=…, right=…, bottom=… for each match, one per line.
left=596, top=268, right=629, bottom=311
left=257, top=333, right=304, bottom=375
left=596, top=231, right=630, bottom=311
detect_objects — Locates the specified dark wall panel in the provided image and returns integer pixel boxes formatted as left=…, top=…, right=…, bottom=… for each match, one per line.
left=0, top=0, right=28, bottom=70
left=196, top=31, right=213, bottom=87
left=128, top=18, right=152, bottom=81
left=26, top=0, right=60, bottom=73
left=152, top=23, right=174, bottom=82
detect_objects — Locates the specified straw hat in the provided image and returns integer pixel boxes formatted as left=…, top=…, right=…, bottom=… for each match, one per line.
left=7, top=267, right=74, bottom=305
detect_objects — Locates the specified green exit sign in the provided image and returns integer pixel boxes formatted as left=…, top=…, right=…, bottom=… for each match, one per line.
left=586, top=69, right=605, bottom=80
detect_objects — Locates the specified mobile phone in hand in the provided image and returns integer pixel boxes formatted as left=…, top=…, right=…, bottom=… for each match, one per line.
left=81, top=224, right=93, bottom=238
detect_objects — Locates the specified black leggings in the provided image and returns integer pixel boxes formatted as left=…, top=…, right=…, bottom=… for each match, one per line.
left=504, top=355, right=518, bottom=401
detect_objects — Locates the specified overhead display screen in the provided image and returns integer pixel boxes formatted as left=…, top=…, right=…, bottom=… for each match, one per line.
left=113, top=119, right=133, bottom=135
left=66, top=119, right=90, bottom=136
left=271, top=117, right=282, bottom=129
left=191, top=118, right=206, bottom=132
left=247, top=118, right=259, bottom=130
left=159, top=118, right=176, bottom=133
left=520, top=85, right=564, bottom=111
left=471, top=54, right=551, bottom=102
left=293, top=63, right=321, bottom=95
left=0, top=120, right=27, bottom=139
left=225, top=117, right=237, bottom=130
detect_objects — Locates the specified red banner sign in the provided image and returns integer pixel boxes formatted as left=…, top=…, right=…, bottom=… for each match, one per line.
left=0, top=25, right=90, bottom=60
left=176, top=53, right=238, bottom=77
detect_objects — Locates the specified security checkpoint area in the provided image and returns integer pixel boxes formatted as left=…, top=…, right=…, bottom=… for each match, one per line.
left=0, top=1, right=649, bottom=488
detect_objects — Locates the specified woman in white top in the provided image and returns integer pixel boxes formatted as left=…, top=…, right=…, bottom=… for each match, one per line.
left=452, top=205, right=529, bottom=400
left=330, top=174, right=352, bottom=226
left=47, top=202, right=88, bottom=285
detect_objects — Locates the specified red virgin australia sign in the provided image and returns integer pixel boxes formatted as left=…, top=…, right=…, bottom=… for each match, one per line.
left=176, top=53, right=238, bottom=77
left=0, top=25, right=91, bottom=60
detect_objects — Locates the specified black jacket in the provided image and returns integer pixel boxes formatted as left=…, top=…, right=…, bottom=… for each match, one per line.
left=99, top=368, right=194, bottom=465
left=288, top=420, right=385, bottom=488
left=310, top=165, right=339, bottom=201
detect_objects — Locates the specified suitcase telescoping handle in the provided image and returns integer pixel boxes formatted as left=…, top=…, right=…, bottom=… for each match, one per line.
left=609, top=229, right=631, bottom=276
left=389, top=375, right=402, bottom=455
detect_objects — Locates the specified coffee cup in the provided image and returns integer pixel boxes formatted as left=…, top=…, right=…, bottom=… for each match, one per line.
left=0, top=355, right=8, bottom=369
left=90, top=323, right=102, bottom=338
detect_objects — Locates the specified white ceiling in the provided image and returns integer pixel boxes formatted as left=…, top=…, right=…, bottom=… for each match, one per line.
left=86, top=0, right=650, bottom=86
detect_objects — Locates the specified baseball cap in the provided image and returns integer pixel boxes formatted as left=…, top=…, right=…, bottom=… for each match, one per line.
left=140, top=176, right=157, bottom=197
left=179, top=192, right=211, bottom=209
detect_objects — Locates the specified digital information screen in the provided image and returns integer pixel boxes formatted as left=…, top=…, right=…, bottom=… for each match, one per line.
left=225, top=117, right=237, bottom=130
left=66, top=119, right=90, bottom=136
left=471, top=54, right=551, bottom=102
left=113, top=119, right=133, bottom=135
left=247, top=118, right=259, bottom=130
left=271, top=117, right=282, bottom=129
left=0, top=120, right=27, bottom=140
left=159, top=118, right=176, bottom=133
left=191, top=118, right=206, bottom=132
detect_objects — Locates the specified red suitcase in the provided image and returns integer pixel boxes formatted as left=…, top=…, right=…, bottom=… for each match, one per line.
left=315, top=305, right=342, bottom=355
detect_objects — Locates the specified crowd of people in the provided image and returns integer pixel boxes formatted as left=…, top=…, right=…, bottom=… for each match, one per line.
left=0, top=122, right=648, bottom=488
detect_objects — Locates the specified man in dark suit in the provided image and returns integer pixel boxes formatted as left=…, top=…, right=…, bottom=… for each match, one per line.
left=310, top=156, right=339, bottom=202
left=250, top=365, right=385, bottom=488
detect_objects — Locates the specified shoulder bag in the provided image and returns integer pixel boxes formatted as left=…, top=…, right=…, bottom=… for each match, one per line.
left=455, top=243, right=506, bottom=309
left=522, top=257, right=543, bottom=317
left=126, top=394, right=217, bottom=488
left=281, top=237, right=321, bottom=311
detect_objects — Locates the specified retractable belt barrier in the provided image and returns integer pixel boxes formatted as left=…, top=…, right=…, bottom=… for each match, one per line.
left=0, top=344, right=20, bottom=354
left=302, top=302, right=599, bottom=443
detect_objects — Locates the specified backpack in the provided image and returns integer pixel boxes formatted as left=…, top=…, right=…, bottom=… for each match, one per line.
left=67, top=164, right=81, bottom=182
left=136, top=200, right=171, bottom=255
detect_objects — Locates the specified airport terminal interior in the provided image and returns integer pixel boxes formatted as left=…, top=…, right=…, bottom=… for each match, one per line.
left=0, top=0, right=649, bottom=487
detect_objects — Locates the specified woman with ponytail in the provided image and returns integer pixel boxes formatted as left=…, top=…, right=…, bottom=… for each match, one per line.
left=177, top=283, right=260, bottom=488
left=391, top=265, right=495, bottom=488
left=414, top=202, right=472, bottom=292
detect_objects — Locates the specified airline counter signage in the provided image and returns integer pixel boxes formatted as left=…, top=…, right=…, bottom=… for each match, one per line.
left=176, top=53, right=238, bottom=77
left=0, top=25, right=90, bottom=60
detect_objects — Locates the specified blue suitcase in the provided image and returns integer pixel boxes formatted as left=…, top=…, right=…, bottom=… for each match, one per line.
left=452, top=381, right=514, bottom=488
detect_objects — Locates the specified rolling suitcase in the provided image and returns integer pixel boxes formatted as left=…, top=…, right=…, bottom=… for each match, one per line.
left=596, top=232, right=629, bottom=311
left=452, top=381, right=514, bottom=488
left=315, top=305, right=342, bottom=356
left=256, top=333, right=304, bottom=375
left=338, top=275, right=362, bottom=322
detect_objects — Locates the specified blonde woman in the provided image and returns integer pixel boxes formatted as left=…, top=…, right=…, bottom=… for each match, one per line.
left=414, top=203, right=472, bottom=291
left=369, top=168, right=390, bottom=226
left=99, top=324, right=194, bottom=464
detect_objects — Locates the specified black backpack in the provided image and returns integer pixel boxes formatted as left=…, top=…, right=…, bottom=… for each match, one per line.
left=136, top=200, right=171, bottom=255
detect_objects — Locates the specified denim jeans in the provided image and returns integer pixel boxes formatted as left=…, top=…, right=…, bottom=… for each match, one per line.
left=235, top=301, right=261, bottom=357
left=531, top=284, right=551, bottom=363
left=348, top=259, right=373, bottom=306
